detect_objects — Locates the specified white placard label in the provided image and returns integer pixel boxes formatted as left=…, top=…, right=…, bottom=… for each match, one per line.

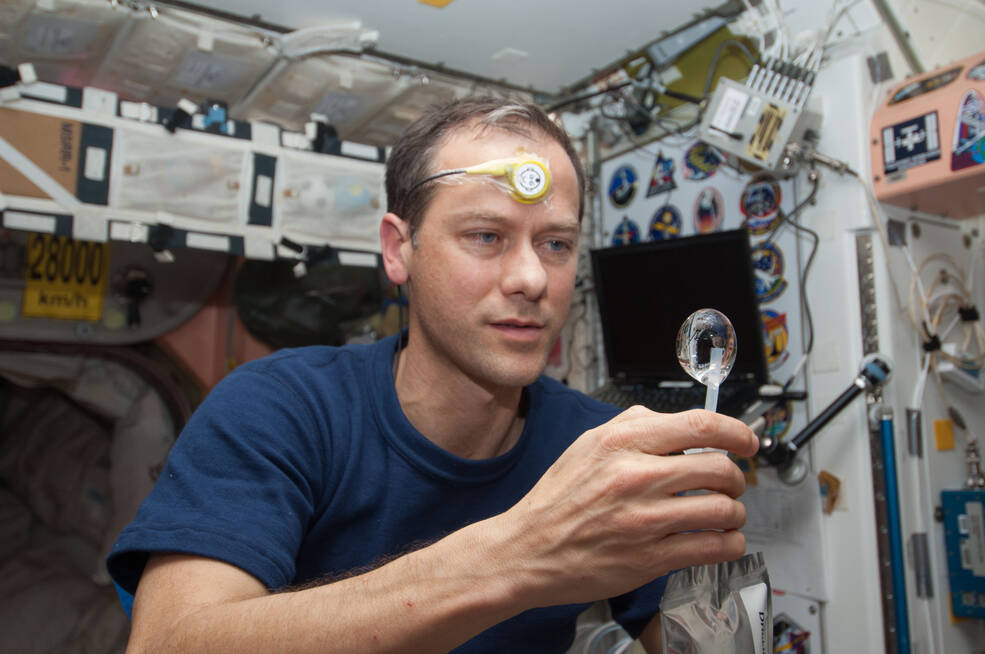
left=963, top=501, right=985, bottom=576
left=186, top=232, right=231, bottom=252
left=254, top=175, right=273, bottom=208
left=711, top=87, right=749, bottom=135
left=84, top=147, right=107, bottom=182
left=3, top=211, right=56, bottom=233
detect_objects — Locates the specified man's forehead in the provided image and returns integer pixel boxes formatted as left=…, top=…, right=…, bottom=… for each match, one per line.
left=436, top=123, right=551, bottom=163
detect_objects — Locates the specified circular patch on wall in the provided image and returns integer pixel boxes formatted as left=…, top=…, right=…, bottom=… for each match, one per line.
left=740, top=177, right=783, bottom=235
left=611, top=216, right=641, bottom=245
left=648, top=204, right=682, bottom=240
left=751, top=241, right=789, bottom=303
left=682, top=142, right=722, bottom=181
left=761, top=308, right=790, bottom=370
left=693, top=187, right=724, bottom=234
left=608, top=165, right=638, bottom=208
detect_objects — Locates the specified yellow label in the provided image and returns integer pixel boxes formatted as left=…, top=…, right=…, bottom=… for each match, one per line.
left=934, top=419, right=955, bottom=451
left=22, top=234, right=110, bottom=322
left=747, top=103, right=786, bottom=162
left=418, top=0, right=455, bottom=6
left=818, top=470, right=842, bottom=514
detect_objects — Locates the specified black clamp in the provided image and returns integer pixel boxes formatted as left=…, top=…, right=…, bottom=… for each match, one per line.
left=278, top=236, right=306, bottom=255
left=310, top=122, right=342, bottom=156
left=922, top=333, right=942, bottom=352
left=162, top=98, right=198, bottom=133
left=959, top=305, right=980, bottom=322
left=0, top=65, right=20, bottom=89
left=147, top=224, right=176, bottom=253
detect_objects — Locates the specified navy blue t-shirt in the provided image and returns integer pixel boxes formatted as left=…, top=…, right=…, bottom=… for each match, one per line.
left=108, top=333, right=667, bottom=651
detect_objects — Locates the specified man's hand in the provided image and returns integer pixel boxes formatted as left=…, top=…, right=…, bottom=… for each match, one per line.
left=493, top=406, right=759, bottom=609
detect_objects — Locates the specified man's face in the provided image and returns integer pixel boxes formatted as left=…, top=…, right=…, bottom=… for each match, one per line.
left=402, top=125, right=581, bottom=389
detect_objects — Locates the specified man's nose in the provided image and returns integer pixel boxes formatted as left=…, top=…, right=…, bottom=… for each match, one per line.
left=500, top=242, right=548, bottom=300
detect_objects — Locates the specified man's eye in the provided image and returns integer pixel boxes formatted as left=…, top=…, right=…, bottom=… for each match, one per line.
left=546, top=239, right=572, bottom=253
left=471, top=232, right=498, bottom=244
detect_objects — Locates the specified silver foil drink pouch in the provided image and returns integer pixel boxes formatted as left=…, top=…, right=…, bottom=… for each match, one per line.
left=659, top=552, right=772, bottom=654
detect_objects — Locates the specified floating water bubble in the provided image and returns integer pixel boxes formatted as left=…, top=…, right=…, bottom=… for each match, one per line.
left=677, top=309, right=736, bottom=454
left=676, top=308, right=737, bottom=406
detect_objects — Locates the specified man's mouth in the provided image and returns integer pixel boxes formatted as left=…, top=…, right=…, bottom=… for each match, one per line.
left=491, top=319, right=544, bottom=329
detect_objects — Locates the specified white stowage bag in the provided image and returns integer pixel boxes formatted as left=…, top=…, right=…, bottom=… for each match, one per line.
left=111, top=130, right=247, bottom=226
left=277, top=154, right=383, bottom=251
left=0, top=538, right=129, bottom=654
left=0, top=390, right=113, bottom=550
left=0, top=353, right=176, bottom=581
left=0, top=488, right=32, bottom=560
left=0, top=351, right=178, bottom=652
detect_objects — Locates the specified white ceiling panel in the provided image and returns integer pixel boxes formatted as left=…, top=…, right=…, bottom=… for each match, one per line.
left=171, top=0, right=731, bottom=94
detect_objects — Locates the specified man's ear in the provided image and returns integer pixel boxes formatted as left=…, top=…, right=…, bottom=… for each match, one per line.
left=380, top=212, right=412, bottom=285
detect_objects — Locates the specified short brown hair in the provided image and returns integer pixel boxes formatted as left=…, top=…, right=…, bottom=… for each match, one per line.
left=385, top=96, right=585, bottom=239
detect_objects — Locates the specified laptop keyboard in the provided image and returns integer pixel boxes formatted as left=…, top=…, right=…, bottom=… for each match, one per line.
left=591, top=383, right=753, bottom=416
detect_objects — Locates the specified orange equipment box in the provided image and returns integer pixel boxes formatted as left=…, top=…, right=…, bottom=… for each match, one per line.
left=870, top=50, right=985, bottom=219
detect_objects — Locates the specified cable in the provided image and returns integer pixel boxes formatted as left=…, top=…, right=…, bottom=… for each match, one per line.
left=966, top=242, right=981, bottom=293
left=742, top=0, right=783, bottom=58
left=703, top=39, right=759, bottom=98
left=408, top=168, right=467, bottom=195
left=606, top=637, right=635, bottom=654
left=906, top=252, right=985, bottom=369
left=771, top=0, right=791, bottom=59
left=585, top=622, right=626, bottom=654
left=589, top=32, right=756, bottom=151
left=762, top=169, right=822, bottom=358
left=786, top=215, right=821, bottom=357
left=762, top=170, right=821, bottom=246
left=824, top=0, right=866, bottom=44
left=903, top=246, right=933, bottom=329
left=546, top=80, right=634, bottom=114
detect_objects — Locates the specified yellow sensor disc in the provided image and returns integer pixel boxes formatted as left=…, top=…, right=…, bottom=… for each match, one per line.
left=510, top=160, right=550, bottom=203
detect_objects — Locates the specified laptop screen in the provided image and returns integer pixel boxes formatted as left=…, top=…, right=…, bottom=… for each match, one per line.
left=590, top=229, right=768, bottom=387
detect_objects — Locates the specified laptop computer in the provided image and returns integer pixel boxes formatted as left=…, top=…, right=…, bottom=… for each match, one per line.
left=589, top=228, right=769, bottom=417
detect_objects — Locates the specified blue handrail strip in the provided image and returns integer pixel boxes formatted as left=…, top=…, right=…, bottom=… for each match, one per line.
left=880, top=414, right=911, bottom=653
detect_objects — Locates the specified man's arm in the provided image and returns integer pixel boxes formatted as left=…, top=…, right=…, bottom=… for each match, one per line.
left=127, top=407, right=757, bottom=654
left=127, top=518, right=527, bottom=654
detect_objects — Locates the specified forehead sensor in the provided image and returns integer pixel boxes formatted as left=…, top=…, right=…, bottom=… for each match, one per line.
left=409, top=155, right=552, bottom=204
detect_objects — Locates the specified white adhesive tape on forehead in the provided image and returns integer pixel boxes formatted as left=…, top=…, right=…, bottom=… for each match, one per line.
left=463, top=155, right=551, bottom=204
left=411, top=153, right=552, bottom=205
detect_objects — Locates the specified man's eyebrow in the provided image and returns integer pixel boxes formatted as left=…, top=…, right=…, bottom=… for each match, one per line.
left=453, top=211, right=580, bottom=233
left=452, top=211, right=508, bottom=224
left=542, top=221, right=581, bottom=237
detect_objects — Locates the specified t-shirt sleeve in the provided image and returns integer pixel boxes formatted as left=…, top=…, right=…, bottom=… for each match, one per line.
left=106, top=364, right=326, bottom=596
left=608, top=573, right=669, bottom=640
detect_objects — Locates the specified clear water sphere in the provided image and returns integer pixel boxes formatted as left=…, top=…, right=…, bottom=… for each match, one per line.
left=676, top=308, right=737, bottom=389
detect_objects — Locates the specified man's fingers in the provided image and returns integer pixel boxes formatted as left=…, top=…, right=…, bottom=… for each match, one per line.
left=605, top=404, right=658, bottom=425
left=650, top=493, right=748, bottom=534
left=602, top=408, right=759, bottom=457
left=643, top=451, right=747, bottom=498
left=648, top=530, right=748, bottom=574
